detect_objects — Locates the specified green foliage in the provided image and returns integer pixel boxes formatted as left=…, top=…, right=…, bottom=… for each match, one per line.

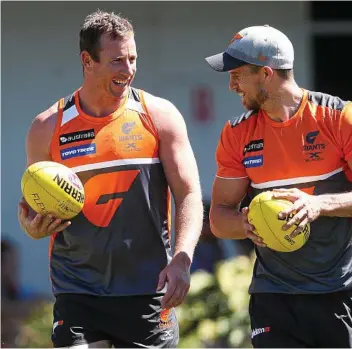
left=176, top=254, right=255, bottom=348
left=17, top=301, right=54, bottom=348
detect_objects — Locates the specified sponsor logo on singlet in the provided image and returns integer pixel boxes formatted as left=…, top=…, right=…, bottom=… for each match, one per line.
left=60, top=144, right=96, bottom=160
left=243, top=139, right=264, bottom=155
left=243, top=155, right=263, bottom=168
left=59, top=129, right=95, bottom=146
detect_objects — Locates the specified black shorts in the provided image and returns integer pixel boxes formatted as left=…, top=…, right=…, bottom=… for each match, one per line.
left=249, top=291, right=352, bottom=348
left=51, top=293, right=179, bottom=348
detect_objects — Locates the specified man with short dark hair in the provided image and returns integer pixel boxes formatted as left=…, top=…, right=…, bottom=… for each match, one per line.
left=18, top=10, right=203, bottom=348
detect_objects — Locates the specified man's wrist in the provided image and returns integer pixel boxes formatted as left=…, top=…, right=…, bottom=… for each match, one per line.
left=317, top=193, right=346, bottom=216
left=172, top=251, right=192, bottom=268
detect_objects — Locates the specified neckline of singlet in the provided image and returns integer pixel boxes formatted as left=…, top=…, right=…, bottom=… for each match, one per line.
left=261, top=88, right=308, bottom=128
left=73, top=88, right=129, bottom=124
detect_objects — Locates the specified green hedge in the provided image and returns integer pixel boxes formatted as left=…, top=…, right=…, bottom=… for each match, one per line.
left=176, top=254, right=254, bottom=348
left=17, top=301, right=54, bottom=348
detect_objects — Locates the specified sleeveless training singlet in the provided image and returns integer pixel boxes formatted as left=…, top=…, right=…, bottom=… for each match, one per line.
left=49, top=87, right=172, bottom=297
left=216, top=90, right=352, bottom=294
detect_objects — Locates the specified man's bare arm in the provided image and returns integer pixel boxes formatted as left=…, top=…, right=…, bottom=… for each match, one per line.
left=318, top=159, right=352, bottom=217
left=144, top=93, right=203, bottom=308
left=210, top=176, right=250, bottom=239
left=146, top=94, right=203, bottom=263
left=18, top=103, right=70, bottom=239
left=25, top=102, right=58, bottom=166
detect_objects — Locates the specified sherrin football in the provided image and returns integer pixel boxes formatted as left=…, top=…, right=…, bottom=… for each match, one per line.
left=247, top=191, right=310, bottom=252
left=21, top=161, right=85, bottom=220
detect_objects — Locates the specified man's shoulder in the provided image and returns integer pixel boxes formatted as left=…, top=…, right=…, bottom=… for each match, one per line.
left=32, top=101, right=59, bottom=131
left=29, top=91, right=73, bottom=137
left=25, top=101, right=59, bottom=150
left=137, top=89, right=185, bottom=135
left=227, top=110, right=258, bottom=130
left=139, top=90, right=181, bottom=123
left=307, top=90, right=350, bottom=112
left=34, top=90, right=76, bottom=126
left=141, top=90, right=175, bottom=113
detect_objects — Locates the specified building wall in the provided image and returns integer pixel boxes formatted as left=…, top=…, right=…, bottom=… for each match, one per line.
left=1, top=1, right=312, bottom=294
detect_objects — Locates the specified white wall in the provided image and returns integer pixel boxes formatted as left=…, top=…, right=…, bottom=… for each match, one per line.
left=1, top=1, right=312, bottom=294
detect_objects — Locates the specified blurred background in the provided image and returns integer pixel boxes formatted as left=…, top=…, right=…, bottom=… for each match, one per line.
left=1, top=1, right=351, bottom=347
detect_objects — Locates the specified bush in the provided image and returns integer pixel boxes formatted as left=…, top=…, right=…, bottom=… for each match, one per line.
left=17, top=301, right=54, bottom=348
left=176, top=253, right=255, bottom=348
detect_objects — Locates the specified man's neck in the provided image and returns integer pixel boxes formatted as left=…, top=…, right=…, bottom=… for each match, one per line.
left=78, top=84, right=126, bottom=117
left=262, top=83, right=304, bottom=123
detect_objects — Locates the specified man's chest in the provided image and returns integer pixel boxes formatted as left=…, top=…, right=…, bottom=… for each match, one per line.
left=55, top=119, right=158, bottom=168
left=242, top=127, right=343, bottom=186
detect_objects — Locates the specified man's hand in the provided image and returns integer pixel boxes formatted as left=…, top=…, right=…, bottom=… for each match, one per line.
left=272, top=188, right=321, bottom=237
left=157, top=252, right=191, bottom=309
left=18, top=198, right=71, bottom=239
left=242, top=207, right=266, bottom=247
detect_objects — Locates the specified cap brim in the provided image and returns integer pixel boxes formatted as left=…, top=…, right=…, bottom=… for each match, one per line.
left=205, top=52, right=247, bottom=72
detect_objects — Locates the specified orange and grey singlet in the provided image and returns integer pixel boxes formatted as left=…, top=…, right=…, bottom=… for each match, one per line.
left=49, top=87, right=172, bottom=296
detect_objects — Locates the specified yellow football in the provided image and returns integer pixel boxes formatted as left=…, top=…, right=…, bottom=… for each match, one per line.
left=247, top=191, right=310, bottom=252
left=21, top=161, right=85, bottom=220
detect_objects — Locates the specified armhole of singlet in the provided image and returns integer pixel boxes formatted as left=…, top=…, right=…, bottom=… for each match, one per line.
left=48, top=98, right=64, bottom=158
left=139, top=89, right=172, bottom=233
left=139, top=89, right=160, bottom=139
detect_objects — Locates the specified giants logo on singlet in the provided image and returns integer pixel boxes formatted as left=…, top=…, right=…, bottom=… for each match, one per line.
left=303, top=130, right=325, bottom=162
left=82, top=170, right=140, bottom=227
left=122, top=122, right=136, bottom=134
left=303, top=130, right=326, bottom=151
left=119, top=135, right=143, bottom=142
left=119, top=122, right=143, bottom=142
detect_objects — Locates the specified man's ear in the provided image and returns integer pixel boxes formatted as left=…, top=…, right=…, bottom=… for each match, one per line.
left=81, top=51, right=94, bottom=72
